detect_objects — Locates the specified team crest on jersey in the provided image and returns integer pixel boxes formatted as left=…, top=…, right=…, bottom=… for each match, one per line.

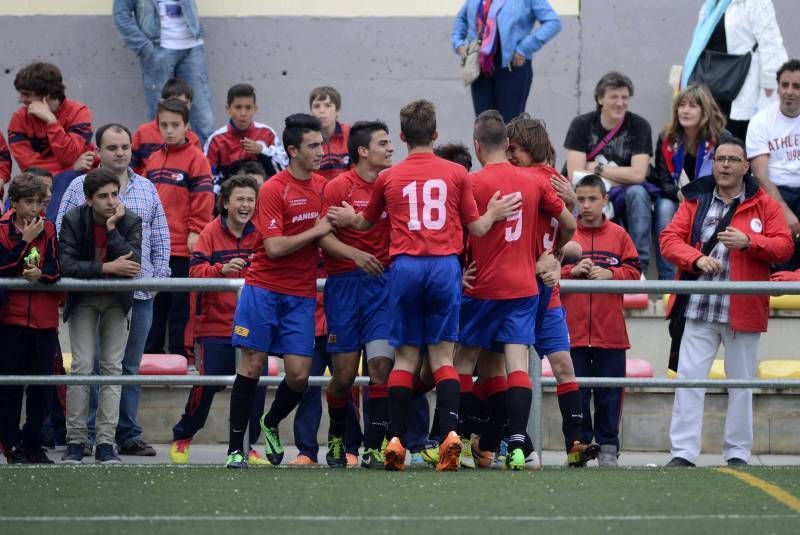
left=234, top=326, right=250, bottom=337
left=268, top=219, right=278, bottom=230
left=328, top=333, right=337, bottom=344
left=173, top=172, right=184, bottom=182
left=750, top=218, right=763, bottom=233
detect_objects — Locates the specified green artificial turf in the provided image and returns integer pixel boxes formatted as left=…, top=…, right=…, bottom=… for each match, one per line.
left=1, top=466, right=797, bottom=535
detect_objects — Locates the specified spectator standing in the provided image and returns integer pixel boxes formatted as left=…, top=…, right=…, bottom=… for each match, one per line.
left=560, top=174, right=641, bottom=467
left=651, top=85, right=727, bottom=280
left=0, top=173, right=61, bottom=464
left=564, top=72, right=654, bottom=276
left=661, top=136, right=792, bottom=468
left=56, top=123, right=171, bottom=457
left=8, top=62, right=96, bottom=221
left=451, top=0, right=561, bottom=122
left=113, top=0, right=214, bottom=145
left=309, top=86, right=351, bottom=181
left=59, top=168, right=143, bottom=465
left=747, top=59, right=800, bottom=270
left=682, top=0, right=787, bottom=140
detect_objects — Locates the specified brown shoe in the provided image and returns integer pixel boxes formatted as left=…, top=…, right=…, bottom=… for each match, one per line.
left=567, top=441, right=600, bottom=467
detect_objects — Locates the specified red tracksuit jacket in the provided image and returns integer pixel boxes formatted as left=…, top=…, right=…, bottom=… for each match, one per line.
left=0, top=133, right=11, bottom=183
left=143, top=140, right=214, bottom=257
left=661, top=175, right=793, bottom=333
left=189, top=216, right=260, bottom=339
left=0, top=210, right=61, bottom=329
left=7, top=98, right=94, bottom=176
left=204, top=120, right=286, bottom=187
left=317, top=122, right=351, bottom=181
left=561, top=216, right=641, bottom=349
left=131, top=119, right=201, bottom=175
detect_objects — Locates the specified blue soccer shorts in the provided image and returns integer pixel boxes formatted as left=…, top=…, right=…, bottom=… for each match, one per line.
left=459, top=295, right=538, bottom=352
left=324, top=270, right=392, bottom=355
left=533, top=279, right=571, bottom=357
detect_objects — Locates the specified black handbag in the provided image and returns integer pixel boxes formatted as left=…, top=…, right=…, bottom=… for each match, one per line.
left=689, top=44, right=758, bottom=102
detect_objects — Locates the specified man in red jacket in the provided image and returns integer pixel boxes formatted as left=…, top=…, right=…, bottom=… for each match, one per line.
left=661, top=136, right=792, bottom=468
left=561, top=174, right=641, bottom=467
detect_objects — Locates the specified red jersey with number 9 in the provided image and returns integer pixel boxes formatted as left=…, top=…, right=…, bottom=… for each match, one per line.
left=361, top=152, right=480, bottom=257
left=466, top=162, right=563, bottom=299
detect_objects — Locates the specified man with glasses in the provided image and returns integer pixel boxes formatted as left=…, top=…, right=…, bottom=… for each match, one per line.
left=660, top=135, right=792, bottom=468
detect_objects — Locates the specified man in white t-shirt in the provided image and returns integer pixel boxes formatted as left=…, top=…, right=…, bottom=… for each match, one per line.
left=747, top=59, right=800, bottom=269
left=113, top=0, right=214, bottom=145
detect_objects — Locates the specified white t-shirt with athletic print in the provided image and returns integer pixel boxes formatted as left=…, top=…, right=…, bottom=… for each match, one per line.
left=746, top=101, right=800, bottom=188
left=158, top=0, right=203, bottom=50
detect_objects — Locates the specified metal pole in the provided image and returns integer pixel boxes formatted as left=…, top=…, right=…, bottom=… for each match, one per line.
left=527, top=346, right=543, bottom=461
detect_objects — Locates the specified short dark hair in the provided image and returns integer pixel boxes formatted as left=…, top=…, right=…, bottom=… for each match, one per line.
left=238, top=161, right=268, bottom=180
left=348, top=120, right=389, bottom=164
left=14, top=62, right=66, bottom=100
left=594, top=71, right=634, bottom=104
left=227, top=83, right=256, bottom=106
left=575, top=174, right=607, bottom=196
left=161, top=78, right=193, bottom=102
left=309, top=86, right=342, bottom=110
left=473, top=110, right=507, bottom=150
left=9, top=172, right=48, bottom=202
left=400, top=100, right=437, bottom=148
left=716, top=133, right=747, bottom=157
left=83, top=168, right=120, bottom=198
left=157, top=98, right=190, bottom=124
left=434, top=143, right=472, bottom=171
left=282, top=113, right=322, bottom=155
left=777, top=59, right=800, bottom=83
left=22, top=167, right=53, bottom=180
left=217, top=174, right=260, bottom=216
left=96, top=123, right=132, bottom=148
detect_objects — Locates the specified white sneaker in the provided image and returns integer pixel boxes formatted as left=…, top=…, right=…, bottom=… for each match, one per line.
left=524, top=450, right=541, bottom=471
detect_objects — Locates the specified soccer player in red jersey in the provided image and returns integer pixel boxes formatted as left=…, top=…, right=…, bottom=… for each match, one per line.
left=327, top=100, right=520, bottom=471
left=317, top=120, right=393, bottom=468
left=504, top=114, right=601, bottom=467
left=225, top=114, right=332, bottom=468
left=457, top=111, right=576, bottom=470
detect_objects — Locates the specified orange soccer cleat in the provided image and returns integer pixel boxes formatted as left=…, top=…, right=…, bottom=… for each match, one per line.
left=436, top=431, right=462, bottom=472
left=383, top=437, right=407, bottom=471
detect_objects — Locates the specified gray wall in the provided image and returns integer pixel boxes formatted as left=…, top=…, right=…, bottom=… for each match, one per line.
left=0, top=0, right=797, bottom=171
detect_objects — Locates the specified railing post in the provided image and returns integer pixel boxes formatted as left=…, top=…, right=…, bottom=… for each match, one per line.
left=527, top=345, right=543, bottom=461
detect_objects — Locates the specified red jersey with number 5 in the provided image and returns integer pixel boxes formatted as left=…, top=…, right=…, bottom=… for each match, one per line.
left=467, top=162, right=563, bottom=299
left=246, top=169, right=326, bottom=297
left=361, top=152, right=480, bottom=257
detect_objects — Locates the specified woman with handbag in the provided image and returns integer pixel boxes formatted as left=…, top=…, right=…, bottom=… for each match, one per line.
left=682, top=0, right=787, bottom=140
left=650, top=85, right=728, bottom=280
left=451, top=0, right=561, bottom=122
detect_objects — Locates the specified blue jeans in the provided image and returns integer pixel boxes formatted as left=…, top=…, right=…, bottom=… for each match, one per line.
left=139, top=45, right=214, bottom=145
left=470, top=59, right=533, bottom=123
left=87, top=298, right=153, bottom=448
left=653, top=197, right=678, bottom=280
left=621, top=184, right=652, bottom=276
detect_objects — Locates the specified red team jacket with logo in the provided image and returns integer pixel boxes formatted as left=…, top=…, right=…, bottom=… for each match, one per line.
left=0, top=133, right=11, bottom=183
left=7, top=98, right=94, bottom=175
left=247, top=169, right=327, bottom=298
left=317, top=122, right=351, bottom=181
left=131, top=119, right=201, bottom=175
left=189, top=216, right=260, bottom=339
left=143, top=140, right=214, bottom=257
left=0, top=210, right=61, bottom=329
left=560, top=217, right=640, bottom=349
left=321, top=169, right=390, bottom=274
left=204, top=121, right=287, bottom=190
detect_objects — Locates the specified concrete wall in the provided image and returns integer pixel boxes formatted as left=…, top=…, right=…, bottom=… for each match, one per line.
left=0, top=0, right=797, bottom=172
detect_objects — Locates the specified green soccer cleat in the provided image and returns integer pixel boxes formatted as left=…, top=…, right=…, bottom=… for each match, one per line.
left=460, top=437, right=475, bottom=469
left=259, top=414, right=285, bottom=465
left=420, top=440, right=439, bottom=466
left=225, top=450, right=248, bottom=469
left=505, top=447, right=526, bottom=471
left=360, top=448, right=384, bottom=469
left=326, top=436, right=346, bottom=468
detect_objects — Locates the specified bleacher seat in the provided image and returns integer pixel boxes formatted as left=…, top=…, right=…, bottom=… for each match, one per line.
left=769, top=295, right=800, bottom=310
left=758, top=359, right=800, bottom=379
left=667, top=359, right=726, bottom=379
left=140, top=354, right=188, bottom=375
left=623, top=293, right=649, bottom=310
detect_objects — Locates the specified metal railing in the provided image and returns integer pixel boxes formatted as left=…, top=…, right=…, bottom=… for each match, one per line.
left=2, top=277, right=800, bottom=458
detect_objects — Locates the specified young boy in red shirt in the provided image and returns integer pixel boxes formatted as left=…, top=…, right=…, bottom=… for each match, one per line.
left=142, top=98, right=214, bottom=358
left=560, top=174, right=641, bottom=467
left=327, top=100, right=520, bottom=471
left=205, top=83, right=287, bottom=194
left=0, top=173, right=61, bottom=464
left=309, top=86, right=351, bottom=181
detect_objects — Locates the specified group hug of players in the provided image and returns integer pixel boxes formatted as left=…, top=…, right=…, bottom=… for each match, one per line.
left=218, top=100, right=601, bottom=471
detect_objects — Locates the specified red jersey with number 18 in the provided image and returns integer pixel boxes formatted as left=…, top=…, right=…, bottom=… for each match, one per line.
left=361, top=152, right=480, bottom=257
left=246, top=169, right=327, bottom=297
left=467, top=162, right=564, bottom=300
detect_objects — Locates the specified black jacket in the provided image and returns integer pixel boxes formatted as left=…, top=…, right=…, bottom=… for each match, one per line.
left=59, top=204, right=142, bottom=321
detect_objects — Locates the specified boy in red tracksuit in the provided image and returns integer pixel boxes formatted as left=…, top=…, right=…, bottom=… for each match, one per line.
left=169, top=175, right=270, bottom=465
left=309, top=86, right=351, bottom=181
left=0, top=173, right=61, bottom=464
left=143, top=98, right=214, bottom=358
left=205, top=83, right=287, bottom=194
left=560, top=174, right=640, bottom=467
left=0, top=133, right=11, bottom=185
left=131, top=78, right=201, bottom=174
